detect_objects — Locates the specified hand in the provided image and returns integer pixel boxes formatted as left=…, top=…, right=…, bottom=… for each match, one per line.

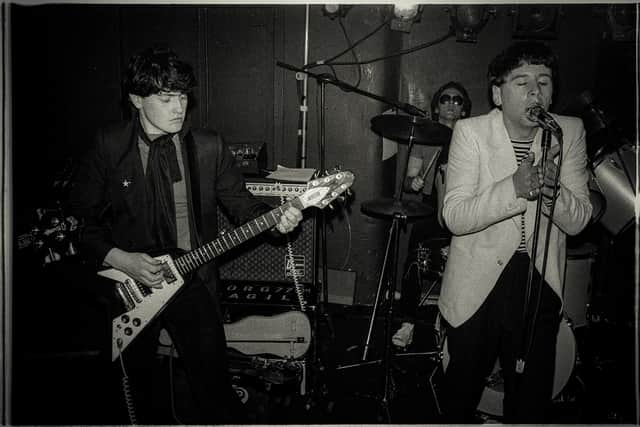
left=512, top=152, right=542, bottom=200
left=539, top=144, right=561, bottom=199
left=276, top=206, right=303, bottom=234
left=105, top=248, right=165, bottom=289
left=410, top=175, right=425, bottom=192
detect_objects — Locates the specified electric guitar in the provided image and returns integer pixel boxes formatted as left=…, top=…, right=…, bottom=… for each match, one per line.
left=99, top=171, right=354, bottom=361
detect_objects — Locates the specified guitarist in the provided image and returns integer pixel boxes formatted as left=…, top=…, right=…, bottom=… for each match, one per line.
left=68, top=46, right=302, bottom=424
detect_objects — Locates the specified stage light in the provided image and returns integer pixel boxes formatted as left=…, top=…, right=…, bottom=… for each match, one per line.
left=606, top=4, right=636, bottom=41
left=322, top=4, right=351, bottom=20
left=390, top=4, right=423, bottom=33
left=446, top=5, right=495, bottom=43
left=511, top=6, right=562, bottom=39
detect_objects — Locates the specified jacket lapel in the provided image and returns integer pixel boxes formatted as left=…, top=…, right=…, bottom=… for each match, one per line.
left=113, top=122, right=147, bottom=219
left=183, top=130, right=203, bottom=246
left=485, top=109, right=524, bottom=232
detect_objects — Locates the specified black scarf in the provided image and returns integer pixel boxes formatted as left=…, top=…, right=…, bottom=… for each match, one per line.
left=137, top=120, right=183, bottom=250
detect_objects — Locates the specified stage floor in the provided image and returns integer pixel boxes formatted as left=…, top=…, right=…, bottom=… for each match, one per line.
left=11, top=303, right=636, bottom=425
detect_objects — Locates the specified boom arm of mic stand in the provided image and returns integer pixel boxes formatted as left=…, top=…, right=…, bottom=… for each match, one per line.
left=277, top=61, right=426, bottom=117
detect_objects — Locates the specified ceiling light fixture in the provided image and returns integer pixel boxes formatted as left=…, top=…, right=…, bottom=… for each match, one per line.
left=390, top=4, right=423, bottom=33
left=322, top=4, right=352, bottom=20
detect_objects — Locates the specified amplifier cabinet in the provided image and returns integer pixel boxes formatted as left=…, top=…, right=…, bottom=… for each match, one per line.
left=217, top=179, right=316, bottom=284
left=220, top=280, right=315, bottom=309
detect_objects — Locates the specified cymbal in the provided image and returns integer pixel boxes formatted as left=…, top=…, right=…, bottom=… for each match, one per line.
left=361, top=197, right=433, bottom=220
left=371, top=114, right=452, bottom=146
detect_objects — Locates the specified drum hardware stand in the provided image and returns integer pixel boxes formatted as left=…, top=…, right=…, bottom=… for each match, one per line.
left=334, top=115, right=448, bottom=422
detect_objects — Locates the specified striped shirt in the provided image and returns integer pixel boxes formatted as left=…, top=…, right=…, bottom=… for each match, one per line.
left=513, top=140, right=533, bottom=253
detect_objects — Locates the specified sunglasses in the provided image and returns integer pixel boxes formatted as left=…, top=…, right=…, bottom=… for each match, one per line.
left=439, top=94, right=464, bottom=106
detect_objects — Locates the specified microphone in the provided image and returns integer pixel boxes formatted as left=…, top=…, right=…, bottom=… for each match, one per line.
left=526, top=105, right=563, bottom=139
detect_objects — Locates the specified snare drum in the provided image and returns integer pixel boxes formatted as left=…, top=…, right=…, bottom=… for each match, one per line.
left=441, top=317, right=576, bottom=417
left=591, top=143, right=636, bottom=235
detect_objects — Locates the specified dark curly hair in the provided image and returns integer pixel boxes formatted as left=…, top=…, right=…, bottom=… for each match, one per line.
left=430, top=81, right=472, bottom=121
left=123, top=46, right=196, bottom=97
left=488, top=40, right=558, bottom=88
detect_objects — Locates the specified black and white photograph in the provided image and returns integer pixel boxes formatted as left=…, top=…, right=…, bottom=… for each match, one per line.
left=2, top=2, right=638, bottom=425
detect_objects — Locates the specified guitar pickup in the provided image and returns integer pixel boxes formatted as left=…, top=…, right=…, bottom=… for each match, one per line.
left=161, top=262, right=177, bottom=284
left=115, top=282, right=135, bottom=311
left=123, top=279, right=144, bottom=303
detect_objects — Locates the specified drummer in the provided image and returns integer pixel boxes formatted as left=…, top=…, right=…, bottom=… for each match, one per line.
left=393, top=81, right=472, bottom=347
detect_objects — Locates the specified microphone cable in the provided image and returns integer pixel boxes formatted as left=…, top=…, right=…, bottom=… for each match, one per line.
left=326, top=28, right=454, bottom=67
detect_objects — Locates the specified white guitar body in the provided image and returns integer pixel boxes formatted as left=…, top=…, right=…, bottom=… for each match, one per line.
left=99, top=254, right=184, bottom=361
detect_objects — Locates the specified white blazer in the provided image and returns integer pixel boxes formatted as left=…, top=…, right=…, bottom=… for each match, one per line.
left=439, top=108, right=593, bottom=328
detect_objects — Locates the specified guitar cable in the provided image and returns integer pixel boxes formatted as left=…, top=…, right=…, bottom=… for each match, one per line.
left=281, top=193, right=308, bottom=312
left=118, top=351, right=138, bottom=425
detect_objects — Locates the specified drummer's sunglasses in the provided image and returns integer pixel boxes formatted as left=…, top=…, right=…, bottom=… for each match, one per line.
left=439, top=94, right=464, bottom=106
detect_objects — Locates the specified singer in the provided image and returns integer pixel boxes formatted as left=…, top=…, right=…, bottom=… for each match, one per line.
left=437, top=41, right=592, bottom=423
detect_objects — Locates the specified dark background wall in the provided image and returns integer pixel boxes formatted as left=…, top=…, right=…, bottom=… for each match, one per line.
left=11, top=3, right=637, bottom=304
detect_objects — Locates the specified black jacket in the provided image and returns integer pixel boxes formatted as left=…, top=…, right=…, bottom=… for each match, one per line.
left=68, top=119, right=269, bottom=295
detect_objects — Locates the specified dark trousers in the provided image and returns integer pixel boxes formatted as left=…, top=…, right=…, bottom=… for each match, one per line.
left=440, top=252, right=561, bottom=423
left=115, top=280, right=243, bottom=424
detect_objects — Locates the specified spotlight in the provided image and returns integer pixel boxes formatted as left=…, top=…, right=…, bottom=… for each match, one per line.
left=322, top=4, right=351, bottom=20
left=606, top=4, right=636, bottom=41
left=512, top=6, right=561, bottom=39
left=447, top=5, right=494, bottom=43
left=390, top=4, right=423, bottom=33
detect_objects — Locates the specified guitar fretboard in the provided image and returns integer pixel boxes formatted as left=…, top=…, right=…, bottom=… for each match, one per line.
left=173, top=198, right=304, bottom=276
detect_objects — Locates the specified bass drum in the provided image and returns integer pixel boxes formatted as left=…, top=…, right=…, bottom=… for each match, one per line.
left=441, top=317, right=576, bottom=417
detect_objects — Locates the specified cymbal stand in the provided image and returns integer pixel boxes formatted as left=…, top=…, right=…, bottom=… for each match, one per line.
left=337, top=127, right=422, bottom=423
left=361, top=123, right=417, bottom=362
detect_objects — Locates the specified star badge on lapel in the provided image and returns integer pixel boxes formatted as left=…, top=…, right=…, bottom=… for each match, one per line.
left=122, top=179, right=132, bottom=188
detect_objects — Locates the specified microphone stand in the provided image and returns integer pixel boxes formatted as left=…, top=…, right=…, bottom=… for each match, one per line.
left=517, top=128, right=557, bottom=375
left=277, top=62, right=426, bottom=117
left=277, top=61, right=426, bottom=419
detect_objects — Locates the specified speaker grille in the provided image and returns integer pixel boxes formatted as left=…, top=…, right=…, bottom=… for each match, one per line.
left=217, top=181, right=316, bottom=284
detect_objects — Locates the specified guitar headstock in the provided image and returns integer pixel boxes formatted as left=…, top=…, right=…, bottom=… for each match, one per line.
left=298, top=171, right=355, bottom=210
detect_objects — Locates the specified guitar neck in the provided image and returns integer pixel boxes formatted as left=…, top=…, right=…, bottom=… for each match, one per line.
left=173, top=197, right=304, bottom=276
